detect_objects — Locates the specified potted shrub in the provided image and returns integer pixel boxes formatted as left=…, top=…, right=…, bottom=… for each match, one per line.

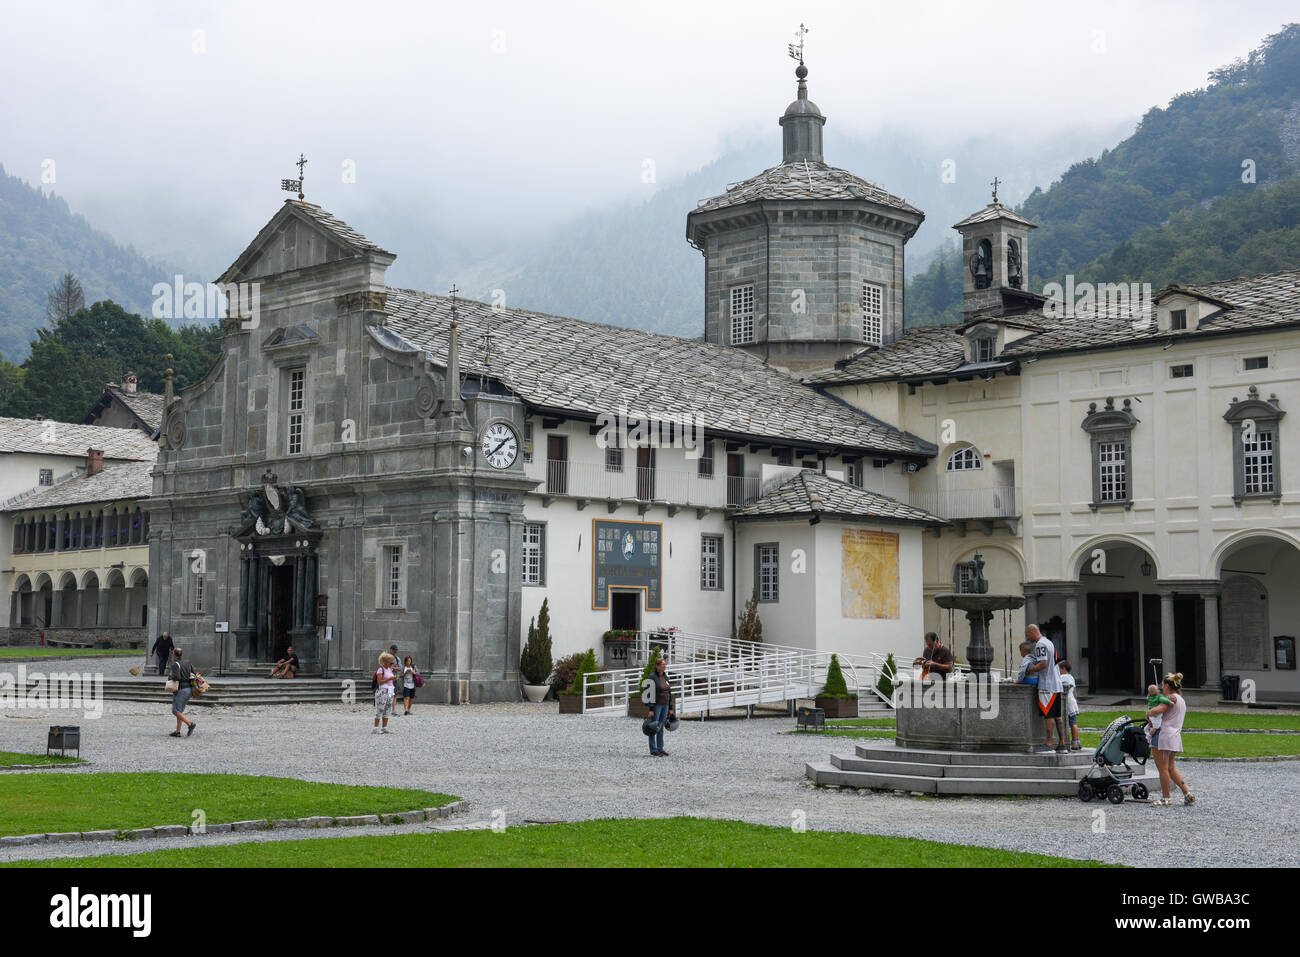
left=559, top=648, right=599, bottom=714
left=601, top=628, right=637, bottom=667
left=551, top=651, right=583, bottom=702
left=876, top=652, right=898, bottom=702
left=520, top=600, right=553, bottom=702
left=815, top=654, right=859, bottom=718
left=628, top=646, right=662, bottom=716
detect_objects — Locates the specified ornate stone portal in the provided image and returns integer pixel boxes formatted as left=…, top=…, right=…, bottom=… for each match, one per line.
left=232, top=471, right=322, bottom=669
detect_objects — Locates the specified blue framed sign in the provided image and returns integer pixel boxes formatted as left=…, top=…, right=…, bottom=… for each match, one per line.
left=592, top=519, right=662, bottom=610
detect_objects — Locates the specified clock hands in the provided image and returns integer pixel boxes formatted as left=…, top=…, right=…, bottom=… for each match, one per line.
left=487, top=436, right=513, bottom=457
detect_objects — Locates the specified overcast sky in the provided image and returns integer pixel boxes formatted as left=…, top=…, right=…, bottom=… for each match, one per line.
left=1, top=0, right=1295, bottom=268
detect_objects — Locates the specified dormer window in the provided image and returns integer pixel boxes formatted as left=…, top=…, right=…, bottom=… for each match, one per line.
left=969, top=329, right=997, bottom=363
left=1170, top=309, right=1187, bottom=330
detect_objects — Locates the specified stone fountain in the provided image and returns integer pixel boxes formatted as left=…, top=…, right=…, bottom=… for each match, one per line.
left=932, top=552, right=1025, bottom=676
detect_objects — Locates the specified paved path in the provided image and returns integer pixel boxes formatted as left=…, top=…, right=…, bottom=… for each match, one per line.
left=1, top=698, right=1296, bottom=866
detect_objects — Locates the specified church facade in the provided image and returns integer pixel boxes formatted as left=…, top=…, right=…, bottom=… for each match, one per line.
left=143, top=58, right=1300, bottom=703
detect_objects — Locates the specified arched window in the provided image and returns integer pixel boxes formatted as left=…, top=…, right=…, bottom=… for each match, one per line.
left=946, top=446, right=982, bottom=472
left=36, top=515, right=46, bottom=553
left=1006, top=238, right=1022, bottom=289
left=131, top=507, right=143, bottom=545
left=11, top=518, right=22, bottom=554
left=953, top=561, right=979, bottom=593
left=118, top=509, right=130, bottom=546
left=82, top=510, right=94, bottom=549
left=94, top=510, right=104, bottom=548
left=970, top=239, right=993, bottom=290
left=142, top=511, right=150, bottom=542
left=45, top=515, right=57, bottom=552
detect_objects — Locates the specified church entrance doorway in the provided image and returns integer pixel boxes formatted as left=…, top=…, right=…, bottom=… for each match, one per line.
left=1088, top=592, right=1140, bottom=692
left=610, top=590, right=640, bottom=633
left=268, top=564, right=294, bottom=662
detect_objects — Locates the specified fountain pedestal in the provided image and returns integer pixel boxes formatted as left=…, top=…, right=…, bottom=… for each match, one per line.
left=894, top=679, right=1046, bottom=752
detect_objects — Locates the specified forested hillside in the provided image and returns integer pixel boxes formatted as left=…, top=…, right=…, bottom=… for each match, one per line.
left=905, top=24, right=1300, bottom=327
left=0, top=165, right=179, bottom=361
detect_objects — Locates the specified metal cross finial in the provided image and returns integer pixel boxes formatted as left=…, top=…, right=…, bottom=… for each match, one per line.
left=787, top=23, right=808, bottom=64
left=448, top=283, right=459, bottom=313
left=281, top=153, right=307, bottom=200
left=990, top=176, right=1000, bottom=204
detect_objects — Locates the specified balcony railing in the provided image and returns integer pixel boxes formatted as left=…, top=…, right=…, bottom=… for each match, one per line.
left=903, top=485, right=1020, bottom=520
left=536, top=460, right=761, bottom=508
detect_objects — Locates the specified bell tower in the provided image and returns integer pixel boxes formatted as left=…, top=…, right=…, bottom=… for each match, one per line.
left=953, top=179, right=1037, bottom=318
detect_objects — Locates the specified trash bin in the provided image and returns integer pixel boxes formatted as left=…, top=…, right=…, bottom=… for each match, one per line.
left=1220, top=674, right=1240, bottom=702
left=47, top=725, right=81, bottom=758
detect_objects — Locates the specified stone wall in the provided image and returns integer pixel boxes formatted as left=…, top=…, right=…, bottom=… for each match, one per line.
left=0, top=626, right=147, bottom=648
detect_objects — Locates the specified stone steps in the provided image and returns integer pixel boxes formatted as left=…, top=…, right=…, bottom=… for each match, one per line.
left=806, top=740, right=1159, bottom=796
left=96, top=678, right=349, bottom=707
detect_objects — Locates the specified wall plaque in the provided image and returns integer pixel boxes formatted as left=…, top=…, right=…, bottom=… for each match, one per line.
left=592, top=519, right=662, bottom=610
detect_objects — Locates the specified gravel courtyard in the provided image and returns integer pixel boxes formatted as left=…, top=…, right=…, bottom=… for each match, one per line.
left=3, top=690, right=1296, bottom=868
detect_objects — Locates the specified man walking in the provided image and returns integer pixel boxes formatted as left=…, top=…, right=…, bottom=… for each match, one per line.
left=150, top=632, right=174, bottom=676
left=1025, top=624, right=1065, bottom=753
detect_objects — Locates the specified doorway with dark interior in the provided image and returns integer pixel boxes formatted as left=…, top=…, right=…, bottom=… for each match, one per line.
left=268, top=564, right=294, bottom=662
left=611, top=590, right=641, bottom=633
left=1089, top=592, right=1141, bottom=693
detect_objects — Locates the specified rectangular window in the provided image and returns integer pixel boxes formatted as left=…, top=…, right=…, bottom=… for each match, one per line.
left=1170, top=364, right=1194, bottom=378
left=1244, top=356, right=1269, bottom=370
left=522, top=523, right=545, bottom=586
left=1170, top=309, right=1187, bottom=330
left=975, top=337, right=996, bottom=363
left=862, top=282, right=883, bottom=345
left=287, top=368, right=305, bottom=455
left=38, top=469, right=53, bottom=486
left=698, top=440, right=714, bottom=478
left=1098, top=441, right=1128, bottom=502
left=700, top=534, right=723, bottom=590
left=188, top=567, right=205, bottom=614
left=846, top=461, right=863, bottom=487
left=955, top=563, right=978, bottom=594
left=604, top=433, right=623, bottom=472
left=1243, top=429, right=1275, bottom=494
left=730, top=285, right=754, bottom=345
left=756, top=543, right=779, bottom=602
left=523, top=421, right=534, bottom=464
left=777, top=448, right=793, bottom=466
left=383, top=545, right=403, bottom=608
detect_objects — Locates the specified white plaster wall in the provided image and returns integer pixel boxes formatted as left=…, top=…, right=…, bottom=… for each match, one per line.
left=815, top=522, right=925, bottom=660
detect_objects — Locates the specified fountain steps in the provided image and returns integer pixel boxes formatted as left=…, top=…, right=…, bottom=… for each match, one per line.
left=806, top=741, right=1159, bottom=796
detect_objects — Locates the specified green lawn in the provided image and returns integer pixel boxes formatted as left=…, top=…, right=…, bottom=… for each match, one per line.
left=0, top=751, right=85, bottom=767
left=1077, top=710, right=1300, bottom=732
left=0, top=773, right=456, bottom=836
left=8, top=817, right=1115, bottom=868
left=827, top=718, right=896, bottom=728
left=0, top=648, right=142, bottom=660
left=1076, top=731, right=1300, bottom=759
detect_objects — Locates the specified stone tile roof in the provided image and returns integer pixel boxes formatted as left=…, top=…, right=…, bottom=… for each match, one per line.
left=83, top=385, right=166, bottom=432
left=692, top=161, right=922, bottom=216
left=284, top=200, right=393, bottom=257
left=735, top=470, right=945, bottom=525
left=1001, top=269, right=1300, bottom=357
left=806, top=326, right=969, bottom=385
left=3, top=461, right=154, bottom=513
left=951, top=203, right=1037, bottom=229
left=0, top=418, right=159, bottom=461
left=381, top=289, right=936, bottom=458
left=809, top=269, right=1300, bottom=384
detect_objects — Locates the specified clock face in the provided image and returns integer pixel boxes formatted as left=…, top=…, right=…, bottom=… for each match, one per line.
left=480, top=422, right=519, bottom=469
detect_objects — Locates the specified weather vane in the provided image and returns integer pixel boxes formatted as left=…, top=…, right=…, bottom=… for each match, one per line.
left=990, top=176, right=1000, bottom=204
left=281, top=153, right=307, bottom=200
left=787, top=23, right=808, bottom=65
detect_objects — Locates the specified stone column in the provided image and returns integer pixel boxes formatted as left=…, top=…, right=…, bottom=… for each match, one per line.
left=1024, top=594, right=1039, bottom=628
left=51, top=588, right=63, bottom=628
left=1202, top=592, right=1221, bottom=690
left=123, top=588, right=133, bottom=631
left=75, top=589, right=84, bottom=628
left=1159, top=591, right=1176, bottom=674
left=97, top=586, right=110, bottom=628
left=1064, top=595, right=1080, bottom=658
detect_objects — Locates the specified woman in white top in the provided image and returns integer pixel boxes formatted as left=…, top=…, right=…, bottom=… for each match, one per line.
left=1147, top=671, right=1195, bottom=807
left=401, top=655, right=419, bottom=716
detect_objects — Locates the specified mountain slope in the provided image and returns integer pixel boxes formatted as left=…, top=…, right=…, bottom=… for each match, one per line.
left=0, top=164, right=180, bottom=361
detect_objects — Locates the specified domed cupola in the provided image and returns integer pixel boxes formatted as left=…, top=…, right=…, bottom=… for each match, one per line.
left=780, top=62, right=825, bottom=164
left=685, top=28, right=925, bottom=371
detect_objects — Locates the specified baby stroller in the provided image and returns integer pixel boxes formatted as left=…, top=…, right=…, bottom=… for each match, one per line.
left=1077, top=715, right=1150, bottom=804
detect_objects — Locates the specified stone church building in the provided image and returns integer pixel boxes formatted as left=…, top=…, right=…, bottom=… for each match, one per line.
left=147, top=59, right=1300, bottom=703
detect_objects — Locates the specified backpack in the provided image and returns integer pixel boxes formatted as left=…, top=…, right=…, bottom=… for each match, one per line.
left=371, top=670, right=379, bottom=692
